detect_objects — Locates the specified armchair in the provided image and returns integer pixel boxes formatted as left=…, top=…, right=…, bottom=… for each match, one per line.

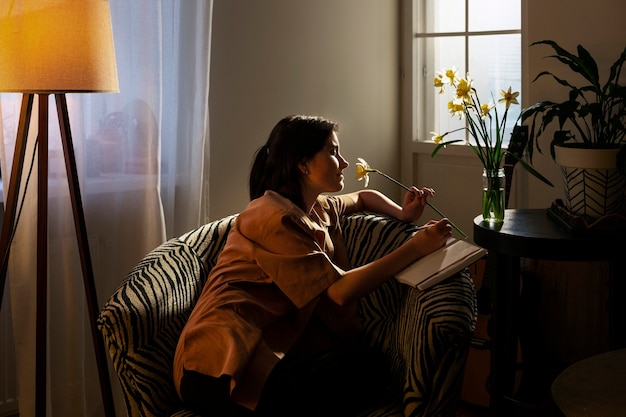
left=98, top=212, right=477, bottom=417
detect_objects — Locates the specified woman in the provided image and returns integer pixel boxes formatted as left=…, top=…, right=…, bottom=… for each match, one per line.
left=173, top=115, right=452, bottom=416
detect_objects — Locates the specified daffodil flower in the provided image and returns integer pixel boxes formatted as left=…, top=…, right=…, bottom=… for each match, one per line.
left=355, top=157, right=373, bottom=187
left=434, top=75, right=445, bottom=94
left=430, top=131, right=445, bottom=144
left=448, top=99, right=465, bottom=119
left=434, top=68, right=459, bottom=93
left=479, top=102, right=494, bottom=119
left=355, top=158, right=467, bottom=238
left=444, top=67, right=457, bottom=85
left=455, top=76, right=473, bottom=102
left=498, top=87, right=519, bottom=109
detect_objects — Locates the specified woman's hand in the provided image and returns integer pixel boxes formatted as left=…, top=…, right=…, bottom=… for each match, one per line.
left=398, top=186, right=435, bottom=223
left=408, top=218, right=452, bottom=256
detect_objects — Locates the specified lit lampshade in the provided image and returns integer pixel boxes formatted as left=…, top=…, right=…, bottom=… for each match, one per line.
left=0, top=0, right=119, bottom=93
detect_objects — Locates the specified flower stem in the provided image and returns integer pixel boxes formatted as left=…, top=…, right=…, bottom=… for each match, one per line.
left=373, top=169, right=468, bottom=239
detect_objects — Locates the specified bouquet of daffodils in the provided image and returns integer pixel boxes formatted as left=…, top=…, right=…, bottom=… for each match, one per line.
left=430, top=67, right=551, bottom=185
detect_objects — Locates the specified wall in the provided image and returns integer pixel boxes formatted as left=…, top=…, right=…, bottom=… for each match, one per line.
left=207, top=0, right=400, bottom=220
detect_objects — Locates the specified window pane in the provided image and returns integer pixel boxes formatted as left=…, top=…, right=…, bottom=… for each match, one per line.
left=415, top=0, right=465, bottom=33
left=413, top=0, right=521, bottom=146
left=468, top=34, right=521, bottom=145
left=416, top=36, right=466, bottom=142
left=469, top=0, right=521, bottom=31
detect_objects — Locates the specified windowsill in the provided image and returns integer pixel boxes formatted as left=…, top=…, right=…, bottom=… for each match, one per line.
left=411, top=140, right=511, bottom=158
left=411, top=140, right=477, bottom=158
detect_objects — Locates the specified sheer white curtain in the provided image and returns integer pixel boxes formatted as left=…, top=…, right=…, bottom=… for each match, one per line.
left=0, top=1, right=212, bottom=416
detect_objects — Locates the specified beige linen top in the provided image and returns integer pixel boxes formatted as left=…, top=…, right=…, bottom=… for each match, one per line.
left=173, top=191, right=359, bottom=410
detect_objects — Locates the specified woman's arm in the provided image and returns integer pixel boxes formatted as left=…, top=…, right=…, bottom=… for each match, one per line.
left=326, top=217, right=452, bottom=305
left=340, top=188, right=434, bottom=223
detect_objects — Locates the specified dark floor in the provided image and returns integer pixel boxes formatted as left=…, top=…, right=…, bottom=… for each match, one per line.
left=457, top=402, right=489, bottom=417
left=455, top=363, right=565, bottom=417
left=456, top=393, right=565, bottom=417
left=457, top=401, right=564, bottom=417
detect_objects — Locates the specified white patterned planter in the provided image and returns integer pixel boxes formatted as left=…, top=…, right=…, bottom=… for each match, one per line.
left=555, top=145, right=626, bottom=220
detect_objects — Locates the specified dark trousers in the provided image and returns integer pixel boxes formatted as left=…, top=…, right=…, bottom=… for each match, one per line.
left=179, top=343, right=392, bottom=417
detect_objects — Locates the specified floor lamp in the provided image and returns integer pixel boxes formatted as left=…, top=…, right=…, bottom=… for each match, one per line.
left=0, top=2, right=119, bottom=416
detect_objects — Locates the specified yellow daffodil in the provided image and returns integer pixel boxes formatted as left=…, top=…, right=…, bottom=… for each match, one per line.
left=355, top=157, right=373, bottom=187
left=444, top=67, right=457, bottom=85
left=430, top=131, right=445, bottom=144
left=455, top=76, right=473, bottom=102
left=448, top=99, right=465, bottom=119
left=434, top=74, right=445, bottom=94
left=498, top=87, right=519, bottom=109
left=479, top=102, right=494, bottom=119
left=355, top=158, right=467, bottom=238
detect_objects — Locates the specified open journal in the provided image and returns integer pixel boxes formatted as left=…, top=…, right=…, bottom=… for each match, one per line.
left=395, top=238, right=487, bottom=291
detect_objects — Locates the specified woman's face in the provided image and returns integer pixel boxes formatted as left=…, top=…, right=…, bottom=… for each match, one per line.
left=303, top=132, right=349, bottom=195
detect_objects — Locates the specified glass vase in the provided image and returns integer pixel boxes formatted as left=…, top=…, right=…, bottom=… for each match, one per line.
left=482, top=168, right=505, bottom=223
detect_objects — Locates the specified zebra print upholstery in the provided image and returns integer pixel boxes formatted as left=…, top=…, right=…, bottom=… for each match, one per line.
left=98, top=212, right=477, bottom=417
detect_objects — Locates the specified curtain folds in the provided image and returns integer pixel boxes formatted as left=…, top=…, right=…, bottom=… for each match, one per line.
left=0, top=1, right=213, bottom=416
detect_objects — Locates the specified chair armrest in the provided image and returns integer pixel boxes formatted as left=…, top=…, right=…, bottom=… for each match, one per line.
left=361, top=274, right=476, bottom=416
left=341, top=212, right=477, bottom=417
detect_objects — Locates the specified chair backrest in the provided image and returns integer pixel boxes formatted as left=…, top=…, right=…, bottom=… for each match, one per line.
left=98, top=215, right=237, bottom=417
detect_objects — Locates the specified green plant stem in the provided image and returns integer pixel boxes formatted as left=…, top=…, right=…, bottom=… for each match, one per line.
left=373, top=170, right=468, bottom=239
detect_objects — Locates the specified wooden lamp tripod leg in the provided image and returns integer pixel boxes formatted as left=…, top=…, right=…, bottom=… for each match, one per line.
left=0, top=94, right=34, bottom=303
left=0, top=93, right=49, bottom=417
left=36, top=93, right=49, bottom=417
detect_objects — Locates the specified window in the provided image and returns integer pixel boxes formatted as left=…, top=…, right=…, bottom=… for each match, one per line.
left=413, top=0, right=521, bottom=147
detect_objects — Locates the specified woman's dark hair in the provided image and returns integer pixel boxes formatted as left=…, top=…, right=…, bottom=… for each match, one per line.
left=249, top=115, right=339, bottom=209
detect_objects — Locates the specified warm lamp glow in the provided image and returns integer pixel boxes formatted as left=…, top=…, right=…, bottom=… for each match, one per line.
left=0, top=0, right=119, bottom=93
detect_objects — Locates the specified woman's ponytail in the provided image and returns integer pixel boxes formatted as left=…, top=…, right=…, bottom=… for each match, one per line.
left=249, top=144, right=270, bottom=200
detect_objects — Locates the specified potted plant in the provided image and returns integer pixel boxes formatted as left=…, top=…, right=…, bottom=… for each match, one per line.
left=521, top=40, right=626, bottom=219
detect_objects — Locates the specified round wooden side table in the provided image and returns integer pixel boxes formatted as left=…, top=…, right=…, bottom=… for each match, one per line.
left=551, top=348, right=626, bottom=416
